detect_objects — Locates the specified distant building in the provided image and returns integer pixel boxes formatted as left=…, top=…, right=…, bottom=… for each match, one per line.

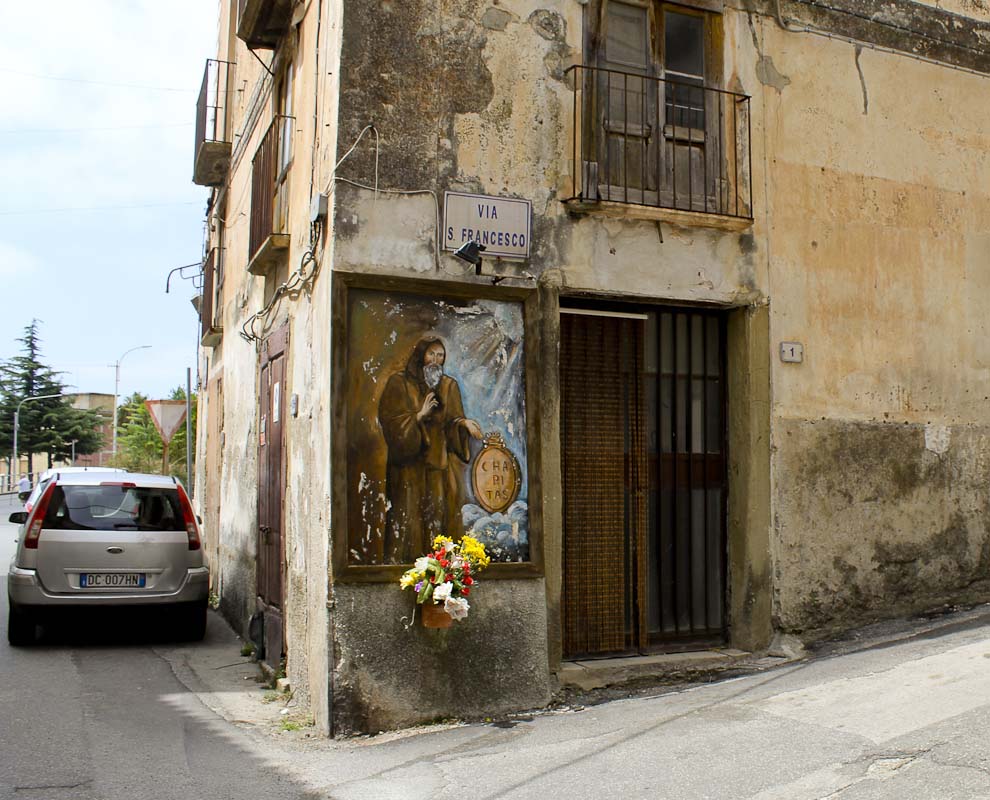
left=65, top=393, right=114, bottom=468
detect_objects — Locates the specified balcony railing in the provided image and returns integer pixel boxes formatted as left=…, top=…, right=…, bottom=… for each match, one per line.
left=566, top=65, right=752, bottom=222
left=237, top=0, right=293, bottom=50
left=201, top=248, right=223, bottom=347
left=248, top=115, right=293, bottom=275
left=193, top=59, right=233, bottom=186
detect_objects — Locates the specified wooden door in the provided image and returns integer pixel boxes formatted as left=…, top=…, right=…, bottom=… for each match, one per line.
left=257, top=325, right=287, bottom=661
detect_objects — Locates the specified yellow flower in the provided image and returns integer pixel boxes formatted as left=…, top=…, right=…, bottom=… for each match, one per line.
left=432, top=535, right=453, bottom=552
left=459, top=536, right=491, bottom=570
left=399, top=572, right=416, bottom=589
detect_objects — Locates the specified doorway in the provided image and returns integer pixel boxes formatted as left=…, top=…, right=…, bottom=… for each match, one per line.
left=560, top=305, right=727, bottom=658
left=257, top=324, right=287, bottom=664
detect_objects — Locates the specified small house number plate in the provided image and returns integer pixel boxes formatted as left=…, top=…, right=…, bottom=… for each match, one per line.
left=780, top=342, right=804, bottom=363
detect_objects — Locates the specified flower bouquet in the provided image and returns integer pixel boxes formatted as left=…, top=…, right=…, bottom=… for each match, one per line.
left=400, top=535, right=491, bottom=626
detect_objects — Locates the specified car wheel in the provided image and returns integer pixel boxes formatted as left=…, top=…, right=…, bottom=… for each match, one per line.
left=173, top=600, right=207, bottom=642
left=7, top=601, right=36, bottom=647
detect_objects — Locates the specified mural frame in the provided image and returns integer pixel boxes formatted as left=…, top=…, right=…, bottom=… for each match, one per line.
left=331, top=271, right=544, bottom=582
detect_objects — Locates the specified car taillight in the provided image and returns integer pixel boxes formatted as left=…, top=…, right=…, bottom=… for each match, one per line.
left=24, top=482, right=56, bottom=549
left=176, top=485, right=201, bottom=551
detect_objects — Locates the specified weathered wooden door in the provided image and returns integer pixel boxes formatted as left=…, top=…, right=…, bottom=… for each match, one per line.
left=257, top=325, right=287, bottom=663
left=560, top=306, right=727, bottom=659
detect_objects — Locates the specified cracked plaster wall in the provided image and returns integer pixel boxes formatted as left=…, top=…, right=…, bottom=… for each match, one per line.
left=332, top=0, right=767, bottom=301
left=752, top=9, right=990, bottom=635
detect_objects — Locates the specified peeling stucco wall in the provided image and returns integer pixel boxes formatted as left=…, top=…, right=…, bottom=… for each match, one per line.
left=773, top=420, right=990, bottom=635
left=331, top=580, right=551, bottom=733
left=755, top=4, right=990, bottom=635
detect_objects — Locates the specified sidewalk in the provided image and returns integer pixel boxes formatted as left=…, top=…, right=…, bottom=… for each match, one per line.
left=158, top=602, right=990, bottom=798
left=161, top=600, right=990, bottom=737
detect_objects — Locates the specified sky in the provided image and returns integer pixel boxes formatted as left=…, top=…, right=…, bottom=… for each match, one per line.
left=0, top=2, right=219, bottom=402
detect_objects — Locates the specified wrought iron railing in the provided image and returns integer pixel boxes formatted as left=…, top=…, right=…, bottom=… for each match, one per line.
left=566, top=65, right=752, bottom=220
left=249, top=115, right=293, bottom=261
left=195, top=59, right=232, bottom=152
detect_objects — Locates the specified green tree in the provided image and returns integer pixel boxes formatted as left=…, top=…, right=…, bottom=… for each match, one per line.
left=0, top=321, right=105, bottom=475
left=114, top=387, right=197, bottom=484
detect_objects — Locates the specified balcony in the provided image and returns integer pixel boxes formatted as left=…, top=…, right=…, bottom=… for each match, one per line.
left=237, top=0, right=294, bottom=50
left=200, top=248, right=223, bottom=347
left=247, top=116, right=293, bottom=276
left=565, top=65, right=752, bottom=230
left=193, top=60, right=233, bottom=186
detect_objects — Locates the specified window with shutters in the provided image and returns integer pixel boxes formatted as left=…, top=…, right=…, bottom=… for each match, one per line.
left=567, top=0, right=752, bottom=221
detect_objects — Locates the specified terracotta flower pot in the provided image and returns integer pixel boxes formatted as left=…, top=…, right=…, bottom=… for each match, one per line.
left=421, top=601, right=453, bottom=629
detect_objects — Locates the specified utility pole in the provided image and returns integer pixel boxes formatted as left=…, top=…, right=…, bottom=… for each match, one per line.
left=111, top=345, right=151, bottom=458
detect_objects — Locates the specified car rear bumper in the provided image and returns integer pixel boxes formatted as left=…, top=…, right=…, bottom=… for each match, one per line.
left=7, top=565, right=210, bottom=607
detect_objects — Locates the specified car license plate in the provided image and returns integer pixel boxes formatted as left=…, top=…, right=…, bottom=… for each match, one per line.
left=80, top=573, right=146, bottom=588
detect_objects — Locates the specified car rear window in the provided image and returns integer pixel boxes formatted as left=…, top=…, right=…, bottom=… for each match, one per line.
left=42, top=485, right=185, bottom=532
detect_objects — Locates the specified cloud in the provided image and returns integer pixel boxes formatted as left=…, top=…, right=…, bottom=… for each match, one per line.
left=0, top=241, right=39, bottom=278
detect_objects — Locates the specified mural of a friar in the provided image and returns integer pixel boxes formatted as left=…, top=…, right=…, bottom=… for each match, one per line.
left=377, top=336, right=484, bottom=562
left=346, top=288, right=529, bottom=566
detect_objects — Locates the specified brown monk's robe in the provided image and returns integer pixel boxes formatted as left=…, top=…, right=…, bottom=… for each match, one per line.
left=378, top=348, right=472, bottom=563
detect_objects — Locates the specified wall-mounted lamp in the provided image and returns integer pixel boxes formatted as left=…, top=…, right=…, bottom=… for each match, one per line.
left=452, top=241, right=536, bottom=286
left=453, top=241, right=486, bottom=274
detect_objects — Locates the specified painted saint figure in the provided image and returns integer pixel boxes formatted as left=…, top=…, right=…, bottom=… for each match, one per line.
left=378, top=337, right=484, bottom=563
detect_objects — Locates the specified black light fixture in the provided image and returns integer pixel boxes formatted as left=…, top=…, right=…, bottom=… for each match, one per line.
left=453, top=241, right=487, bottom=276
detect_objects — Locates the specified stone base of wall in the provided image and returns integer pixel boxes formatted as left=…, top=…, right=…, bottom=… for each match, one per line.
left=330, top=579, right=551, bottom=735
left=773, top=417, right=990, bottom=638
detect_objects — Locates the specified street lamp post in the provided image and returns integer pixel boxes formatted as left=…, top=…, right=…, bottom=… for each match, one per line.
left=111, top=345, right=151, bottom=458
left=12, top=393, right=62, bottom=485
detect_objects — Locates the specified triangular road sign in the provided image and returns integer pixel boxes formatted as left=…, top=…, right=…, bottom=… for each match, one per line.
left=145, top=400, right=188, bottom=445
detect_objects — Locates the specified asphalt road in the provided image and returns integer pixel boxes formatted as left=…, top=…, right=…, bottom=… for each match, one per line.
left=6, top=490, right=990, bottom=799
left=0, top=496, right=320, bottom=800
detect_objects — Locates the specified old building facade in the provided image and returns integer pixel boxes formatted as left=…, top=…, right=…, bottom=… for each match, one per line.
left=192, top=0, right=990, bottom=734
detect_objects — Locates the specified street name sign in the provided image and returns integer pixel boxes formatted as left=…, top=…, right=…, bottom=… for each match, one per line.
left=443, top=191, right=531, bottom=260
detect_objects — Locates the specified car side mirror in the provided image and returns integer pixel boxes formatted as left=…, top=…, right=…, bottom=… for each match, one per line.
left=8, top=512, right=27, bottom=524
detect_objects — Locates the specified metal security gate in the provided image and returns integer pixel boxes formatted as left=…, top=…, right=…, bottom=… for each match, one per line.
left=561, top=306, right=727, bottom=658
left=649, top=309, right=726, bottom=647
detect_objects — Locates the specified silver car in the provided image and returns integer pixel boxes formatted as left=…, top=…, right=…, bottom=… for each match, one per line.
left=7, top=472, right=209, bottom=645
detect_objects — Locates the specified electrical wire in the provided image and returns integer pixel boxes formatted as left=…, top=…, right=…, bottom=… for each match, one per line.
left=0, top=201, right=201, bottom=216
left=328, top=125, right=469, bottom=276
left=0, top=123, right=193, bottom=135
left=0, top=67, right=193, bottom=92
left=239, top=250, right=319, bottom=342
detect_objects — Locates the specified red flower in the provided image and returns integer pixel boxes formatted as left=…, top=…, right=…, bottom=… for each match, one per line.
left=445, top=573, right=453, bottom=582
left=464, top=576, right=474, bottom=585
left=440, top=559, right=449, bottom=568
left=462, top=587, right=470, bottom=595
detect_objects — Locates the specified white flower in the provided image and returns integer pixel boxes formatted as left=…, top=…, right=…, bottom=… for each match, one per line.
left=444, top=596, right=470, bottom=620
left=451, top=555, right=465, bottom=569
left=443, top=540, right=455, bottom=554
left=414, top=557, right=430, bottom=572
left=432, top=582, right=453, bottom=602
